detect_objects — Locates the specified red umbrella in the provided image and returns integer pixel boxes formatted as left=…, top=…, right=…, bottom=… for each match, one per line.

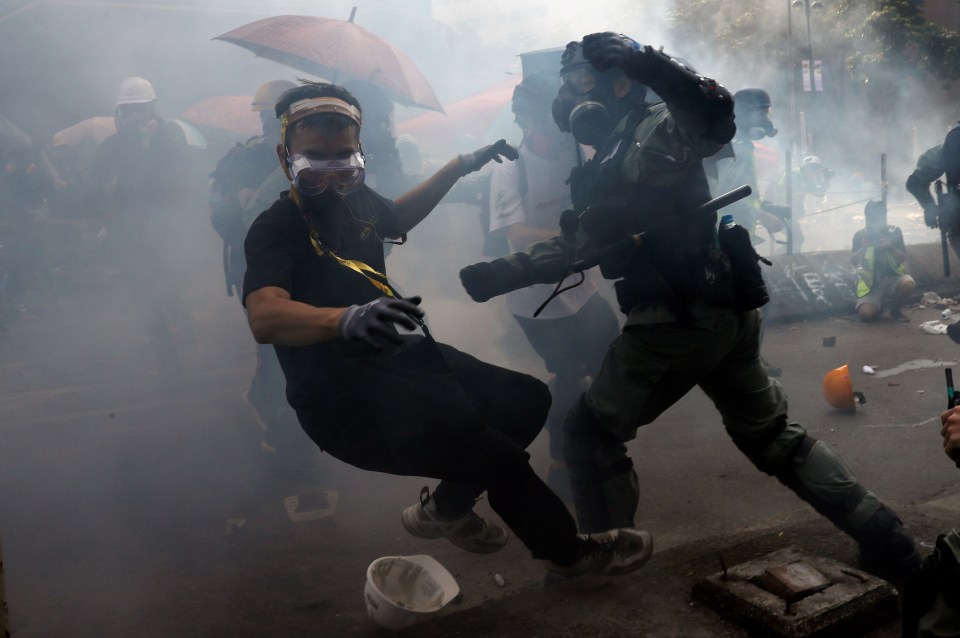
left=214, top=15, right=444, bottom=114
left=52, top=116, right=115, bottom=146
left=180, top=95, right=262, bottom=137
left=397, top=76, right=520, bottom=155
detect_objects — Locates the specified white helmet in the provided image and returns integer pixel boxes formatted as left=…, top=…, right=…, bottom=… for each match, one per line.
left=117, top=77, right=157, bottom=106
left=364, top=555, right=460, bottom=630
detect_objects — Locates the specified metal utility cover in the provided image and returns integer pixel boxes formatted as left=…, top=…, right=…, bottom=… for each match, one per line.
left=692, top=547, right=898, bottom=638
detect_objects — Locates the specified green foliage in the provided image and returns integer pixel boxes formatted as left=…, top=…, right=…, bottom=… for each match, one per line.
left=666, top=0, right=960, bottom=84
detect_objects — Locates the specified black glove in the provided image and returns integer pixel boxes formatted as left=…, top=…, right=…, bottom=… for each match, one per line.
left=581, top=32, right=647, bottom=76
left=339, top=296, right=423, bottom=351
left=460, top=255, right=537, bottom=302
left=924, top=204, right=940, bottom=230
left=947, top=321, right=960, bottom=345
left=458, top=139, right=519, bottom=175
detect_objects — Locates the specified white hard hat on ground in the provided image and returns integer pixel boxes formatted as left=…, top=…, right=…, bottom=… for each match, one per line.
left=364, top=554, right=460, bottom=630
left=117, top=77, right=157, bottom=106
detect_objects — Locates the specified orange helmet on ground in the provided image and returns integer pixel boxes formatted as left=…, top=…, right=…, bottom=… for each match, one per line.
left=823, top=364, right=865, bottom=412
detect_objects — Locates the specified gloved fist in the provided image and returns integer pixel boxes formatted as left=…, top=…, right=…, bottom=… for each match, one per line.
left=460, top=256, right=537, bottom=302
left=924, top=204, right=939, bottom=230
left=458, top=139, right=519, bottom=175
left=339, top=296, right=424, bottom=351
left=581, top=32, right=645, bottom=74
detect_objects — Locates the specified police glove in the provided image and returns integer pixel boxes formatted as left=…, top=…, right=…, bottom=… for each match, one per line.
left=458, top=139, right=519, bottom=175
left=581, top=32, right=649, bottom=78
left=339, top=296, right=424, bottom=351
left=924, top=204, right=939, bottom=230
left=460, top=254, right=538, bottom=302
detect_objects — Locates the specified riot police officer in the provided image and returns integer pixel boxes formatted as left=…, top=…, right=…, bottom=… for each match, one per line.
left=460, top=31, right=920, bottom=583
left=906, top=122, right=960, bottom=257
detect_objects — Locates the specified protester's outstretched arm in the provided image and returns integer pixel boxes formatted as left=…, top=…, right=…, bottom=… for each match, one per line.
left=246, top=286, right=346, bottom=346
left=246, top=287, right=424, bottom=351
left=394, top=140, right=518, bottom=233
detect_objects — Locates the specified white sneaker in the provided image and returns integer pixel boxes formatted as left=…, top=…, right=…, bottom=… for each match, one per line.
left=401, top=487, right=507, bottom=554
left=546, top=528, right=653, bottom=576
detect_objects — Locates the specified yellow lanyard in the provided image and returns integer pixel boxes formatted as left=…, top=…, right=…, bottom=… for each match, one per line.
left=295, top=194, right=428, bottom=334
left=306, top=231, right=396, bottom=298
left=294, top=189, right=397, bottom=298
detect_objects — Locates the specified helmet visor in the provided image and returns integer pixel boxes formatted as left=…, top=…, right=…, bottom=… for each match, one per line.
left=287, top=151, right=365, bottom=196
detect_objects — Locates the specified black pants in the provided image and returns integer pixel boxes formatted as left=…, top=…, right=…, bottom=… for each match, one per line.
left=297, top=337, right=579, bottom=563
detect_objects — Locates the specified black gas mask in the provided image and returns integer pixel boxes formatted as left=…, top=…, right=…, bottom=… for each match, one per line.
left=746, top=114, right=778, bottom=141
left=552, top=68, right=617, bottom=147
left=733, top=90, right=778, bottom=141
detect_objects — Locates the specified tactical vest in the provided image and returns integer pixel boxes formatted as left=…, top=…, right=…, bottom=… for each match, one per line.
left=571, top=108, right=731, bottom=315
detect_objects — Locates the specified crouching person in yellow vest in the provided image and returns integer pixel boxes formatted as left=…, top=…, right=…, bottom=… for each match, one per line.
left=851, top=200, right=915, bottom=322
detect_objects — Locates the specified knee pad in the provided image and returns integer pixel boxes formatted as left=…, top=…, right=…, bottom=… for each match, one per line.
left=773, top=435, right=897, bottom=536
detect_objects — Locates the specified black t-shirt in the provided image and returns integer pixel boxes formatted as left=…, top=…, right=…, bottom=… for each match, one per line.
left=242, top=187, right=405, bottom=411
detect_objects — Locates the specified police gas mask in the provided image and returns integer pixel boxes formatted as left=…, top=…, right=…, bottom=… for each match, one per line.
left=552, top=66, right=616, bottom=147
left=733, top=90, right=778, bottom=141
left=743, top=108, right=778, bottom=141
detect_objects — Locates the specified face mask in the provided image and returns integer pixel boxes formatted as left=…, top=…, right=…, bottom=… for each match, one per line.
left=744, top=111, right=778, bottom=141
left=286, top=151, right=365, bottom=196
left=552, top=79, right=614, bottom=147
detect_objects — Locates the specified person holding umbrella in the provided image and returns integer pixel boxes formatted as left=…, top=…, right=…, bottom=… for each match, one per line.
left=242, top=81, right=653, bottom=575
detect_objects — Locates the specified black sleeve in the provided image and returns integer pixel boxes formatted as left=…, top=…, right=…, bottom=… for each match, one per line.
left=242, top=210, right=296, bottom=306
left=945, top=127, right=960, bottom=188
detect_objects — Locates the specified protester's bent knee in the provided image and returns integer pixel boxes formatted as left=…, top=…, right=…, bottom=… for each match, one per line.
left=858, top=304, right=879, bottom=321
left=896, top=276, right=916, bottom=296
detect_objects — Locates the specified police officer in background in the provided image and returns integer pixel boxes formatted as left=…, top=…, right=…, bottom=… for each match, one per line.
left=460, top=32, right=920, bottom=583
left=710, top=87, right=786, bottom=377
left=906, top=121, right=960, bottom=257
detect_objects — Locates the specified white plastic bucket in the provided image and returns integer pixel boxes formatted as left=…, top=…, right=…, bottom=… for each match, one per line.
left=364, top=554, right=460, bottom=630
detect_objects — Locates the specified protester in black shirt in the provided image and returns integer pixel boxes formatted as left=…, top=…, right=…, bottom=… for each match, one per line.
left=242, top=81, right=653, bottom=575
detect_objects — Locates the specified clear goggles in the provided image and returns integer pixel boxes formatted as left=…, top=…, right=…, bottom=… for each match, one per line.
left=286, top=151, right=366, bottom=196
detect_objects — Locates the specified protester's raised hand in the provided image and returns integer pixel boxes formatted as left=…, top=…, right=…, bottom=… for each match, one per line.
left=458, top=139, right=519, bottom=175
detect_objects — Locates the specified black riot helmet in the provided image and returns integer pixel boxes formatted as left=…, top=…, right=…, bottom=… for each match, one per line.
left=733, top=88, right=778, bottom=140
left=552, top=40, right=647, bottom=147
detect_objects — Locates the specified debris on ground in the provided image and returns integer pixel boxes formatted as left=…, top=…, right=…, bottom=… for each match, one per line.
left=224, top=518, right=246, bottom=536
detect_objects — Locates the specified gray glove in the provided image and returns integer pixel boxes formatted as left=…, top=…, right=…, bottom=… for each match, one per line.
left=458, top=139, right=519, bottom=175
left=339, top=296, right=423, bottom=351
